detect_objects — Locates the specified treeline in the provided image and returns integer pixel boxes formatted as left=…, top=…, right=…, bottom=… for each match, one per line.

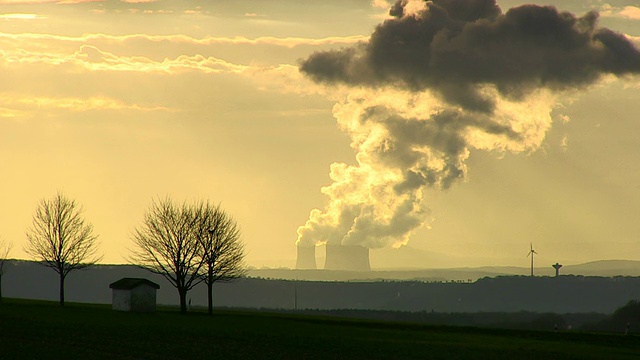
left=264, top=303, right=640, bottom=334
left=582, top=300, right=640, bottom=334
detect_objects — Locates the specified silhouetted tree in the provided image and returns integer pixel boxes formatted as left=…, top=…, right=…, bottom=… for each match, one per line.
left=584, top=300, right=640, bottom=333
left=129, top=197, right=204, bottom=314
left=194, top=201, right=246, bottom=315
left=0, top=238, right=13, bottom=302
left=24, top=193, right=101, bottom=306
left=610, top=300, right=640, bottom=334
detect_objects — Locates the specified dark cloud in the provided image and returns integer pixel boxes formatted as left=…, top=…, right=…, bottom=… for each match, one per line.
left=299, top=0, right=640, bottom=112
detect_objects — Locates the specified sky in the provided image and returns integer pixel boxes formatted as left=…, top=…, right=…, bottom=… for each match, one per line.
left=1, top=0, right=640, bottom=269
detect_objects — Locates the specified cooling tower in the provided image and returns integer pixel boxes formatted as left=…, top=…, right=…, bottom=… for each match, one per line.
left=324, top=244, right=371, bottom=271
left=295, top=245, right=317, bottom=269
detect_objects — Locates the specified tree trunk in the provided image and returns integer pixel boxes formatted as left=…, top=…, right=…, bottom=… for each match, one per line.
left=178, top=288, right=187, bottom=314
left=59, top=273, right=65, bottom=306
left=207, top=281, right=214, bottom=316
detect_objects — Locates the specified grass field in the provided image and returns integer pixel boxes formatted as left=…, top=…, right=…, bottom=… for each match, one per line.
left=0, top=298, right=638, bottom=359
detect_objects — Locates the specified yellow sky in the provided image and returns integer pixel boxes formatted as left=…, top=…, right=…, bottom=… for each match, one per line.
left=2, top=0, right=640, bottom=269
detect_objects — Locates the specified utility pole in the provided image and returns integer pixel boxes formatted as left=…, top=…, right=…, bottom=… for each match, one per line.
left=294, top=279, right=298, bottom=311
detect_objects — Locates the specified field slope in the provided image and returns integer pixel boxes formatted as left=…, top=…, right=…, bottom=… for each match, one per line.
left=0, top=299, right=638, bottom=359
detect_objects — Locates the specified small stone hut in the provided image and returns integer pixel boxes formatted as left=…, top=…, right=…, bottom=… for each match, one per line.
left=109, top=278, right=160, bottom=312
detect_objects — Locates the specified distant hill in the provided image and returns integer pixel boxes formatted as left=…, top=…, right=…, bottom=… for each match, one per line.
left=248, top=267, right=519, bottom=282
left=3, top=260, right=640, bottom=314
left=289, top=245, right=640, bottom=279
left=249, top=260, right=640, bottom=282
left=563, top=260, right=640, bottom=276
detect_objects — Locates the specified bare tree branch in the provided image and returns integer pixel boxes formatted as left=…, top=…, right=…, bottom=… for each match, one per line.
left=194, top=201, right=246, bottom=315
left=23, top=192, right=101, bottom=306
left=0, top=238, right=12, bottom=275
left=128, top=197, right=205, bottom=314
left=0, top=238, right=13, bottom=302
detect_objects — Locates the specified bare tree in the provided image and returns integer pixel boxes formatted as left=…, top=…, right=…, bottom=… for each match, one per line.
left=129, top=197, right=204, bottom=314
left=24, top=193, right=101, bottom=306
left=0, top=238, right=13, bottom=302
left=194, top=201, right=246, bottom=315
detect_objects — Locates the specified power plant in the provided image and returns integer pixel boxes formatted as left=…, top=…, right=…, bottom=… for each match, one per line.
left=296, top=244, right=371, bottom=271
left=295, top=245, right=317, bottom=269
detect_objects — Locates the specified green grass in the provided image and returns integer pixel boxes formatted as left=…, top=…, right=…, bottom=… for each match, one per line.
left=0, top=298, right=638, bottom=359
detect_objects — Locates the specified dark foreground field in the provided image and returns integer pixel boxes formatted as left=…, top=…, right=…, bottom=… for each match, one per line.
left=0, top=299, right=638, bottom=360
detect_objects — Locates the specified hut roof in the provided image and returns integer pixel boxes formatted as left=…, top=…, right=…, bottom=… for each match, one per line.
left=109, top=278, right=160, bottom=290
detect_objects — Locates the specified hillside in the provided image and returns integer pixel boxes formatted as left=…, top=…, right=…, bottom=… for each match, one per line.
left=2, top=260, right=640, bottom=313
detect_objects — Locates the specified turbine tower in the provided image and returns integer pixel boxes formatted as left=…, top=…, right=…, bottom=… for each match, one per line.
left=527, top=243, right=537, bottom=276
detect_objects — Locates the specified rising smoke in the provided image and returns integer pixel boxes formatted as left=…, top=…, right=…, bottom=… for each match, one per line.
left=296, top=0, right=640, bottom=250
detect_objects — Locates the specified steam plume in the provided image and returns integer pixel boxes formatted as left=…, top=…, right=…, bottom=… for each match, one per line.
left=296, top=0, right=640, bottom=250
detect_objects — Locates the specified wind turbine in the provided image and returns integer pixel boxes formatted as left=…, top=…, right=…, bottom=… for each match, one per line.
left=527, top=243, right=537, bottom=276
